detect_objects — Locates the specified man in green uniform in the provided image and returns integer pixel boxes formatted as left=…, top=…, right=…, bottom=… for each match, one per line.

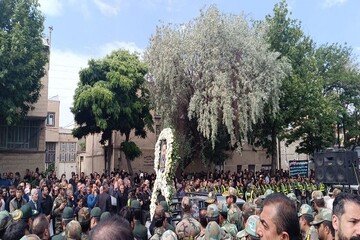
left=298, top=204, right=319, bottom=240
left=218, top=202, right=237, bottom=238
left=52, top=184, right=68, bottom=235
left=52, top=207, right=74, bottom=240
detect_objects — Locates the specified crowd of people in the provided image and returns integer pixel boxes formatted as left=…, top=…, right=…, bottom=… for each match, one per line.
left=0, top=168, right=359, bottom=240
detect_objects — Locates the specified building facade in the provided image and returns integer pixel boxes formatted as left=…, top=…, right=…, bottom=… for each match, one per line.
left=0, top=64, right=49, bottom=176
left=45, top=97, right=80, bottom=179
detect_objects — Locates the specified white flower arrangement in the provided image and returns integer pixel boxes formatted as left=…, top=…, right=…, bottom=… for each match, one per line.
left=150, top=128, right=177, bottom=220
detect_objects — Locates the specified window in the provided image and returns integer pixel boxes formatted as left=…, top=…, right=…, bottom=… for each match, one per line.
left=261, top=165, right=272, bottom=171
left=60, top=142, right=76, bottom=162
left=248, top=164, right=255, bottom=173
left=46, top=112, right=55, bottom=126
left=46, top=142, right=56, bottom=163
left=0, top=120, right=41, bottom=150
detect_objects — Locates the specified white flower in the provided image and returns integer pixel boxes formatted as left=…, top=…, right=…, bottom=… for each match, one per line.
left=150, top=128, right=177, bottom=220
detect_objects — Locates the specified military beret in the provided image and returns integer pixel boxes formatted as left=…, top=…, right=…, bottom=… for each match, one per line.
left=90, top=207, right=102, bottom=219
left=62, top=207, right=74, bottom=220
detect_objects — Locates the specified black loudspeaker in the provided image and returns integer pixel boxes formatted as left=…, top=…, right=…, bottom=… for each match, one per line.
left=314, top=151, right=359, bottom=184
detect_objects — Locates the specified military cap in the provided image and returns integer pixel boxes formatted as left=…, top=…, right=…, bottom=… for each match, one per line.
left=310, top=190, right=324, bottom=202
left=59, top=183, right=66, bottom=189
left=229, top=187, right=237, bottom=196
left=0, top=210, right=12, bottom=231
left=159, top=201, right=169, bottom=212
left=159, top=201, right=171, bottom=218
left=131, top=200, right=141, bottom=209
left=217, top=202, right=228, bottom=214
left=20, top=204, right=35, bottom=220
left=160, top=229, right=178, bottom=240
left=90, top=207, right=102, bottom=219
left=287, top=193, right=299, bottom=202
left=65, top=220, right=82, bottom=240
left=310, top=208, right=332, bottom=225
left=181, top=196, right=191, bottom=210
left=237, top=215, right=260, bottom=239
left=62, top=207, right=74, bottom=220
left=100, top=211, right=111, bottom=221
left=298, top=204, right=313, bottom=217
left=175, top=217, right=201, bottom=238
left=206, top=204, right=219, bottom=218
left=260, top=189, right=274, bottom=199
left=204, top=221, right=221, bottom=240
left=223, top=187, right=237, bottom=197
left=205, top=192, right=217, bottom=204
left=77, top=207, right=90, bottom=224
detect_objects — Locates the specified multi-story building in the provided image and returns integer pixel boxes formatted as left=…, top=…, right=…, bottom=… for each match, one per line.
left=0, top=42, right=50, bottom=176
left=45, top=97, right=80, bottom=179
left=81, top=119, right=312, bottom=176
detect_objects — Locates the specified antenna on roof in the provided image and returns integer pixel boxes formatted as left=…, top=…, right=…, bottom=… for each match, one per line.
left=48, top=26, right=53, bottom=47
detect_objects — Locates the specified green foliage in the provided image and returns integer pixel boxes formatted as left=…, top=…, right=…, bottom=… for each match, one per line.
left=253, top=1, right=360, bottom=165
left=201, top=125, right=230, bottom=166
left=72, top=50, right=154, bottom=145
left=120, top=141, right=142, bottom=161
left=0, top=0, right=48, bottom=125
left=145, top=6, right=290, bottom=167
left=251, top=1, right=327, bottom=165
left=316, top=43, right=360, bottom=148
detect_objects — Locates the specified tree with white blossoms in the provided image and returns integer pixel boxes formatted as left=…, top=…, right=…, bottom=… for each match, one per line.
left=144, top=6, right=291, bottom=162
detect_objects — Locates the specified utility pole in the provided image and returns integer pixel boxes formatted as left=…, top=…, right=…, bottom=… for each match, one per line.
left=48, top=26, right=53, bottom=47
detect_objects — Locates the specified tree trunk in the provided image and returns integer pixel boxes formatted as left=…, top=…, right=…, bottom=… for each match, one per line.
left=271, top=126, right=277, bottom=176
left=105, top=134, right=113, bottom=175
left=126, top=157, right=134, bottom=177
left=124, top=133, right=134, bottom=176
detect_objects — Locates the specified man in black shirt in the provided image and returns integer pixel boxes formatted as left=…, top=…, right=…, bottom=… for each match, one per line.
left=40, top=185, right=53, bottom=218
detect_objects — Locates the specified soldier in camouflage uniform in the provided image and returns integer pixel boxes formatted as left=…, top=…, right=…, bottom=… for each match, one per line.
left=205, top=204, right=232, bottom=240
left=298, top=204, right=318, bottom=240
left=217, top=202, right=237, bottom=239
left=224, top=187, right=243, bottom=231
left=236, top=215, right=260, bottom=240
left=161, top=230, right=178, bottom=240
left=175, top=196, right=201, bottom=239
left=52, top=207, right=74, bottom=240
left=310, top=208, right=333, bottom=240
left=149, top=206, right=167, bottom=240
left=52, top=184, right=68, bottom=235
left=65, top=220, right=82, bottom=240
left=77, top=207, right=90, bottom=240
left=204, top=221, right=221, bottom=240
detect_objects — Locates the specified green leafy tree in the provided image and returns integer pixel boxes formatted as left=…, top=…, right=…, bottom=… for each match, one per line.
left=254, top=2, right=359, bottom=172
left=251, top=0, right=330, bottom=173
left=0, top=0, right=48, bottom=124
left=145, top=6, right=290, bottom=168
left=72, top=50, right=154, bottom=175
left=316, top=43, right=360, bottom=148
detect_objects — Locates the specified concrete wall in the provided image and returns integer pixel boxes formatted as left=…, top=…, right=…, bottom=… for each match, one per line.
left=28, top=62, right=49, bottom=118
left=45, top=99, right=60, bottom=142
left=0, top=151, right=45, bottom=177
left=279, top=140, right=310, bottom=170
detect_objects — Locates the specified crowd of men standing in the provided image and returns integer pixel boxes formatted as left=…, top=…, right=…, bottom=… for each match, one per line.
left=0, top=168, right=359, bottom=240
